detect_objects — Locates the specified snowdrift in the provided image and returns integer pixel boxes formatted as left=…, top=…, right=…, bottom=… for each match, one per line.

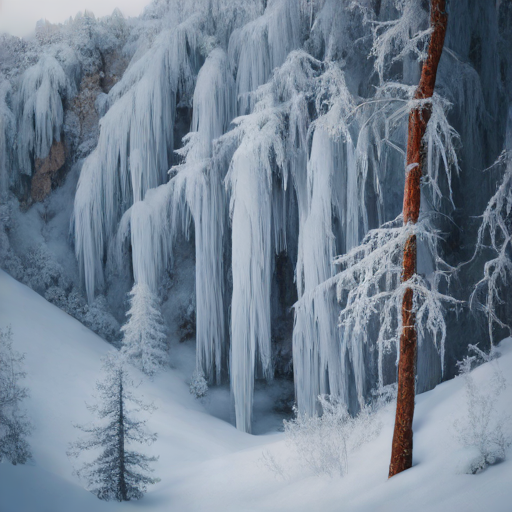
left=0, top=269, right=511, bottom=512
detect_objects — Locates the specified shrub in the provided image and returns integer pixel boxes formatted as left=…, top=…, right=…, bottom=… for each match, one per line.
left=283, top=395, right=383, bottom=477
left=454, top=344, right=511, bottom=474
left=189, top=370, right=208, bottom=399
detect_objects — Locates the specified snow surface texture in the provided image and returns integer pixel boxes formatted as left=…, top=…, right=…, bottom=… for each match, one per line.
left=1, top=271, right=512, bottom=511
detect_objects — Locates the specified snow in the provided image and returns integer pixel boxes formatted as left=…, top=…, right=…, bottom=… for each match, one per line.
left=1, top=269, right=512, bottom=511
left=1, top=2, right=512, bottom=507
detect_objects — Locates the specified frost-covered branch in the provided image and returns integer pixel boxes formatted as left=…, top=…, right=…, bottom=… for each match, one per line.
left=369, top=0, right=430, bottom=83
left=301, top=215, right=459, bottom=391
left=373, top=82, right=460, bottom=207
left=470, top=152, right=512, bottom=344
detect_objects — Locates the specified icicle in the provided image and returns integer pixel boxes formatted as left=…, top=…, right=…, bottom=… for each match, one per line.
left=292, top=64, right=371, bottom=415
left=0, top=78, right=14, bottom=200
left=224, top=50, right=320, bottom=431
left=129, top=187, right=174, bottom=292
left=114, top=48, right=235, bottom=385
left=179, top=48, right=235, bottom=384
left=227, top=140, right=274, bottom=433
left=17, top=55, right=75, bottom=175
left=74, top=20, right=200, bottom=301
left=229, top=0, right=301, bottom=115
left=293, top=126, right=344, bottom=416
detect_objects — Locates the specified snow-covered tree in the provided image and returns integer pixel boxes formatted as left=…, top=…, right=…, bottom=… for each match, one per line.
left=121, top=283, right=168, bottom=377
left=68, top=353, right=158, bottom=502
left=0, top=326, right=32, bottom=465
left=470, top=152, right=512, bottom=345
left=189, top=369, right=209, bottom=399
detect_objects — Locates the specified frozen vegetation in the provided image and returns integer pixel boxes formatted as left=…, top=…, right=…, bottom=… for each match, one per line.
left=0, top=0, right=512, bottom=508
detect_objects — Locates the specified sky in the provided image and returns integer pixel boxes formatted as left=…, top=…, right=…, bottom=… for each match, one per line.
left=0, top=0, right=152, bottom=38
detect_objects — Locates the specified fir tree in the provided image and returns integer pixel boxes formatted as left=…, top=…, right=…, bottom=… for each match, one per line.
left=121, top=283, right=168, bottom=377
left=68, top=353, right=159, bottom=502
left=0, top=326, right=32, bottom=465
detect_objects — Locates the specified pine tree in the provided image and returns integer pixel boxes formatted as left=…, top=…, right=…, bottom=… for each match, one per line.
left=389, top=0, right=448, bottom=478
left=0, top=326, right=32, bottom=465
left=121, top=283, right=168, bottom=377
left=68, top=353, right=159, bottom=502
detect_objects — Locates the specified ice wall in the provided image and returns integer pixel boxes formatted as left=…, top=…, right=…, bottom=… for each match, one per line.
left=13, top=0, right=504, bottom=433
left=74, top=20, right=200, bottom=302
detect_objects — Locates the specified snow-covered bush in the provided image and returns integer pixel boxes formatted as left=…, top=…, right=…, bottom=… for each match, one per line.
left=454, top=344, right=511, bottom=474
left=68, top=352, right=159, bottom=501
left=83, top=295, right=121, bottom=344
left=189, top=370, right=208, bottom=399
left=121, top=283, right=168, bottom=376
left=44, top=286, right=120, bottom=343
left=0, top=327, right=32, bottom=465
left=22, top=244, right=70, bottom=293
left=283, top=395, right=383, bottom=477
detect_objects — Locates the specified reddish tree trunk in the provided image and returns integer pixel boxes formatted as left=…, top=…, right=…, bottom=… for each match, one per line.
left=388, top=0, right=448, bottom=478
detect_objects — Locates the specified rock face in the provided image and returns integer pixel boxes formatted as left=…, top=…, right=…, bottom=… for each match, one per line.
left=31, top=140, right=66, bottom=202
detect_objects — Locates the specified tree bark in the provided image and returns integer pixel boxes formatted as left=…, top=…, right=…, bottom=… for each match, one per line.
left=388, top=0, right=448, bottom=479
left=118, top=375, right=128, bottom=501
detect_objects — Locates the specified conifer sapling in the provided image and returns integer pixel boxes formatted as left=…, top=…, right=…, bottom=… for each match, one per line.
left=0, top=326, right=32, bottom=465
left=68, top=352, right=159, bottom=501
left=121, top=283, right=168, bottom=377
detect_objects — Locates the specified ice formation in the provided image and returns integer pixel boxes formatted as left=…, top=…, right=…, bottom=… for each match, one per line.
left=74, top=19, right=201, bottom=302
left=2, top=0, right=511, bottom=434
left=76, top=0, right=497, bottom=431
left=0, top=78, right=14, bottom=200
left=17, top=54, right=76, bottom=175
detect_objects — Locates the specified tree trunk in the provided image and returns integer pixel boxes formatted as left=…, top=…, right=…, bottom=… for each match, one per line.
left=118, top=376, right=128, bottom=501
left=388, top=0, right=448, bottom=479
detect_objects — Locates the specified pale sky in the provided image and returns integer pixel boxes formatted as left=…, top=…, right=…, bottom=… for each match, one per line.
left=0, top=0, right=152, bottom=38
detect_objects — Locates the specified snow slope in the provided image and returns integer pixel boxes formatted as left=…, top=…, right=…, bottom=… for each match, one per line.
left=0, top=269, right=511, bottom=512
